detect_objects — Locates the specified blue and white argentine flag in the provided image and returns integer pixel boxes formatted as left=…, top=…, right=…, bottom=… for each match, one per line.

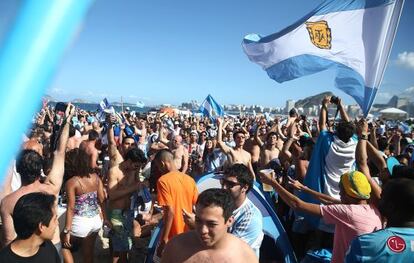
left=242, top=0, right=404, bottom=116
left=99, top=98, right=110, bottom=111
left=199, top=94, right=224, bottom=119
left=97, top=98, right=115, bottom=122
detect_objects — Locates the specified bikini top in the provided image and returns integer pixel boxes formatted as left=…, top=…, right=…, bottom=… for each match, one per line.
left=73, top=177, right=100, bottom=217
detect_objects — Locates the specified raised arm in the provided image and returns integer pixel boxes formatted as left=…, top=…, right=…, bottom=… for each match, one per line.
left=158, top=127, right=170, bottom=146
left=337, top=98, right=350, bottom=122
left=254, top=125, right=264, bottom=147
left=319, top=96, right=330, bottom=131
left=258, top=171, right=321, bottom=217
left=282, top=122, right=299, bottom=161
left=355, top=119, right=381, bottom=206
left=216, top=117, right=232, bottom=155
left=44, top=103, right=75, bottom=195
left=107, top=116, right=123, bottom=167
left=288, top=178, right=341, bottom=205
left=368, top=122, right=379, bottom=149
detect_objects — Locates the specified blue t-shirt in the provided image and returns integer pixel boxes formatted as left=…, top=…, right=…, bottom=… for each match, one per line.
left=230, top=198, right=264, bottom=258
left=345, top=227, right=414, bottom=263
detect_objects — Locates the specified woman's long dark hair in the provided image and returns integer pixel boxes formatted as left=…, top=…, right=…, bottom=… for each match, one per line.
left=64, top=148, right=93, bottom=180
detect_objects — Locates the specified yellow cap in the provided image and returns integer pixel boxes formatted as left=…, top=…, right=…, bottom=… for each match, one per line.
left=340, top=171, right=371, bottom=200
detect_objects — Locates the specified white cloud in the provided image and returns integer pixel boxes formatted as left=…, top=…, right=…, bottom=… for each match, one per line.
left=400, top=86, right=414, bottom=98
left=376, top=92, right=392, bottom=99
left=48, top=87, right=69, bottom=95
left=396, top=51, right=414, bottom=69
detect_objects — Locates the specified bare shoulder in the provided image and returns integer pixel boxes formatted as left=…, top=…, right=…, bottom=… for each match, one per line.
left=163, top=231, right=199, bottom=262
left=65, top=177, right=77, bottom=187
left=226, top=234, right=258, bottom=263
left=0, top=194, right=12, bottom=213
left=168, top=230, right=195, bottom=246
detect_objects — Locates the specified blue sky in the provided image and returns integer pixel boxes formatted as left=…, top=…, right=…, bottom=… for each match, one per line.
left=2, top=0, right=414, bottom=108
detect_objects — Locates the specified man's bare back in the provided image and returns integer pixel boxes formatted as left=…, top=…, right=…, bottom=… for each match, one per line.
left=244, top=139, right=260, bottom=164
left=0, top=183, right=61, bottom=245
left=79, top=140, right=99, bottom=169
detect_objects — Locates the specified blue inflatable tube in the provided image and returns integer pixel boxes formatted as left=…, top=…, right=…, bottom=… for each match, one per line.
left=145, top=172, right=297, bottom=262
left=0, top=0, right=93, bottom=184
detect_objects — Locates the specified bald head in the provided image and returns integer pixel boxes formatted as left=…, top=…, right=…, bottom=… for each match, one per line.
left=172, top=135, right=182, bottom=149
left=154, top=149, right=176, bottom=173
left=154, top=149, right=174, bottom=163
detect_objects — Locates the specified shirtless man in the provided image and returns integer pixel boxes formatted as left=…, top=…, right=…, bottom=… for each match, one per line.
left=217, top=118, right=255, bottom=179
left=79, top=129, right=100, bottom=170
left=161, top=188, right=258, bottom=263
left=22, top=129, right=44, bottom=157
left=119, top=136, right=136, bottom=159
left=107, top=120, right=147, bottom=263
left=159, top=128, right=188, bottom=173
left=244, top=129, right=261, bottom=171
left=255, top=128, right=280, bottom=168
left=66, top=125, right=82, bottom=151
left=1, top=103, right=74, bottom=252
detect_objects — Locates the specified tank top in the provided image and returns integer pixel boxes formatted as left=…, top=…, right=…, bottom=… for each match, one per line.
left=73, top=176, right=100, bottom=217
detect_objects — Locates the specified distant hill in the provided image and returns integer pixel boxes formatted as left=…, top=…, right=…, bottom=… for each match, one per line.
left=387, top=95, right=398, bottom=107
left=72, top=98, right=91, bottom=103
left=295, top=91, right=334, bottom=108
left=43, top=95, right=57, bottom=102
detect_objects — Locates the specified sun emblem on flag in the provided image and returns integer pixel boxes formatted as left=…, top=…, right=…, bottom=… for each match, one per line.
left=305, top=20, right=332, bottom=49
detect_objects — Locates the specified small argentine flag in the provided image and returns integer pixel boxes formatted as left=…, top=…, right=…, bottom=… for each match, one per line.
left=99, top=98, right=110, bottom=111
left=242, top=0, right=404, bottom=116
left=199, top=94, right=224, bottom=119
left=97, top=98, right=115, bottom=122
left=136, top=101, right=145, bottom=108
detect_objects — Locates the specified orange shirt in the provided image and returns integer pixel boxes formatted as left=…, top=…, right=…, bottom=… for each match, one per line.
left=157, top=171, right=198, bottom=240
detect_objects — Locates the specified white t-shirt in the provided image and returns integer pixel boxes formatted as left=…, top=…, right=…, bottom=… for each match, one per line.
left=323, top=135, right=357, bottom=200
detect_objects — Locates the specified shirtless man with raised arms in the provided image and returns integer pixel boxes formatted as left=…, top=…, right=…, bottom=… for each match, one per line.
left=216, top=118, right=255, bottom=179
left=106, top=117, right=147, bottom=263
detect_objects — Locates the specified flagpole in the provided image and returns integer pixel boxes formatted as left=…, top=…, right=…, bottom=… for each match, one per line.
left=366, top=0, right=405, bottom=117
left=121, top=96, right=124, bottom=112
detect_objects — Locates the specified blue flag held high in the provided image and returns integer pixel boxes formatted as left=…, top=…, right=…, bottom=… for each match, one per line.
left=99, top=98, right=110, bottom=112
left=242, top=0, right=404, bottom=116
left=97, top=98, right=115, bottom=122
left=199, top=94, right=224, bottom=119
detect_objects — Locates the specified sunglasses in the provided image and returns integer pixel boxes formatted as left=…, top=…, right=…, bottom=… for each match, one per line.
left=220, top=178, right=241, bottom=189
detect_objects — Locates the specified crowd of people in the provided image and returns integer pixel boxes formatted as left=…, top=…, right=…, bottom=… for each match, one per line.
left=0, top=95, right=413, bottom=263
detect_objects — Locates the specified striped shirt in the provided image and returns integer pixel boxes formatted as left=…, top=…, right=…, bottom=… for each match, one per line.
left=230, top=198, right=264, bottom=257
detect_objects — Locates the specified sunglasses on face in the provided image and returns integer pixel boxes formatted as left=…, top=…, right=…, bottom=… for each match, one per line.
left=220, top=178, right=240, bottom=189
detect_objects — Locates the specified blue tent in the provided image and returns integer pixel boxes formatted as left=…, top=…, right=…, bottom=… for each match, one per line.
left=145, top=173, right=297, bottom=262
